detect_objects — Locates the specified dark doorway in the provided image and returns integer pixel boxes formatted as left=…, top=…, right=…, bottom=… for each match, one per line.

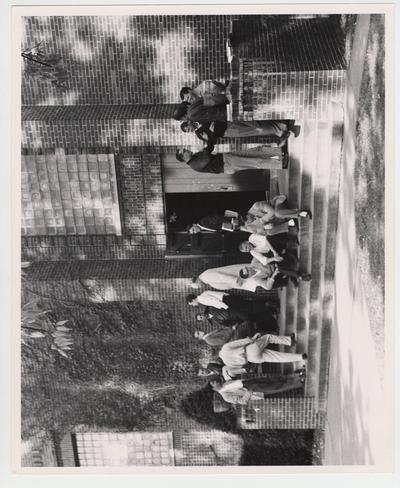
left=165, top=191, right=265, bottom=257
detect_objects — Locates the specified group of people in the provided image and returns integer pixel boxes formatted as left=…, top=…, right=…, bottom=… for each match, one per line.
left=185, top=195, right=313, bottom=407
left=174, top=79, right=300, bottom=174
left=174, top=80, right=311, bottom=408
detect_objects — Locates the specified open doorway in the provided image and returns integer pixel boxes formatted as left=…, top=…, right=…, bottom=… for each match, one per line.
left=165, top=191, right=266, bottom=257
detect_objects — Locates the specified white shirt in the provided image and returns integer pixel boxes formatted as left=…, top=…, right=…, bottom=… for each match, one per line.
left=199, top=262, right=274, bottom=293
left=248, top=233, right=270, bottom=252
left=248, top=234, right=275, bottom=266
left=218, top=380, right=265, bottom=405
left=199, top=264, right=244, bottom=291
left=219, top=337, right=253, bottom=367
left=238, top=263, right=275, bottom=292
left=197, top=291, right=228, bottom=309
left=222, top=366, right=247, bottom=381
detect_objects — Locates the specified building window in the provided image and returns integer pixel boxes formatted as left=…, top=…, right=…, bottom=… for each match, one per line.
left=72, top=432, right=174, bottom=466
left=21, top=152, right=122, bottom=236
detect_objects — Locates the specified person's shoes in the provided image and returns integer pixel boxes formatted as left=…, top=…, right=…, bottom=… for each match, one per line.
left=264, top=300, right=279, bottom=310
left=287, top=120, right=301, bottom=137
left=288, top=218, right=296, bottom=227
left=282, top=152, right=289, bottom=169
left=302, top=353, right=308, bottom=360
left=278, top=131, right=290, bottom=147
left=292, top=125, right=301, bottom=137
left=299, top=210, right=312, bottom=219
left=224, top=79, right=231, bottom=88
left=300, top=274, right=312, bottom=282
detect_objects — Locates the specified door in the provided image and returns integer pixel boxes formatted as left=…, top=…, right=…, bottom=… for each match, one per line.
left=162, top=153, right=268, bottom=193
left=164, top=191, right=267, bottom=257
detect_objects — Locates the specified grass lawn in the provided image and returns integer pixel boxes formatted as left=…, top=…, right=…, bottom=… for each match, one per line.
left=340, top=14, right=385, bottom=380
left=353, top=14, right=385, bottom=380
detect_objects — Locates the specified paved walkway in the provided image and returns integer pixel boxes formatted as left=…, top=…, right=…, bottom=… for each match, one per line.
left=323, top=15, right=393, bottom=468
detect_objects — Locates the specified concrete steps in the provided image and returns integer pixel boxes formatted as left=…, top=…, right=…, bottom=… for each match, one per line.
left=272, top=103, right=344, bottom=407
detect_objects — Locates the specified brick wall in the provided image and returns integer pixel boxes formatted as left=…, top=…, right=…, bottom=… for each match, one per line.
left=21, top=108, right=277, bottom=152
left=119, top=154, right=165, bottom=235
left=21, top=15, right=233, bottom=106
left=237, top=397, right=319, bottom=429
left=173, top=430, right=243, bottom=466
left=22, top=104, right=180, bottom=121
left=21, top=115, right=196, bottom=151
left=231, top=15, right=345, bottom=71
left=232, top=68, right=346, bottom=122
left=21, top=150, right=168, bottom=259
left=21, top=437, right=59, bottom=467
left=23, top=257, right=274, bottom=340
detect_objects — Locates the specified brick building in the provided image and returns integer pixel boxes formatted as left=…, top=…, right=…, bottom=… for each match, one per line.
left=20, top=14, right=346, bottom=466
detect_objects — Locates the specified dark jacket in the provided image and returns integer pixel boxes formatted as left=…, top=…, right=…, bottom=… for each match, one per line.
left=187, top=99, right=227, bottom=123
left=194, top=121, right=228, bottom=151
left=197, top=215, right=224, bottom=231
left=187, top=150, right=224, bottom=173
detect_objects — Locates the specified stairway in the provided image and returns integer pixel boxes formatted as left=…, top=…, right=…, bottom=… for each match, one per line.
left=272, top=101, right=344, bottom=409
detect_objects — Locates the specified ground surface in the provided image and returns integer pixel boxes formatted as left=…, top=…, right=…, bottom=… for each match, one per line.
left=324, top=14, right=391, bottom=467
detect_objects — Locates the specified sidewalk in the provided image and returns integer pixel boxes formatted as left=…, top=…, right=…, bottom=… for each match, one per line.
left=323, top=15, right=392, bottom=467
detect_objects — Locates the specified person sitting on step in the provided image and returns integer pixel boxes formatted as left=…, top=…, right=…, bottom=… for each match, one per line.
left=238, top=254, right=311, bottom=291
left=242, top=195, right=312, bottom=235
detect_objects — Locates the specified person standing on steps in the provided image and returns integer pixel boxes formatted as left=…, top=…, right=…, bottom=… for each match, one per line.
left=186, top=291, right=279, bottom=331
left=179, top=79, right=230, bottom=107
left=210, top=372, right=305, bottom=405
left=176, top=144, right=287, bottom=173
left=193, top=317, right=278, bottom=347
left=180, top=119, right=299, bottom=151
left=189, top=258, right=311, bottom=292
left=218, top=332, right=307, bottom=368
left=173, top=98, right=229, bottom=124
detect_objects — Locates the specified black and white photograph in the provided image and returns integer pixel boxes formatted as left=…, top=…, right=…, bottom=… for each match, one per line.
left=7, top=2, right=395, bottom=474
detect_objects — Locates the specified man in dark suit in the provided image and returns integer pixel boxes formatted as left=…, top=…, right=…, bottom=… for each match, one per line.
left=180, top=120, right=298, bottom=151
left=187, top=292, right=279, bottom=331
left=173, top=98, right=228, bottom=124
